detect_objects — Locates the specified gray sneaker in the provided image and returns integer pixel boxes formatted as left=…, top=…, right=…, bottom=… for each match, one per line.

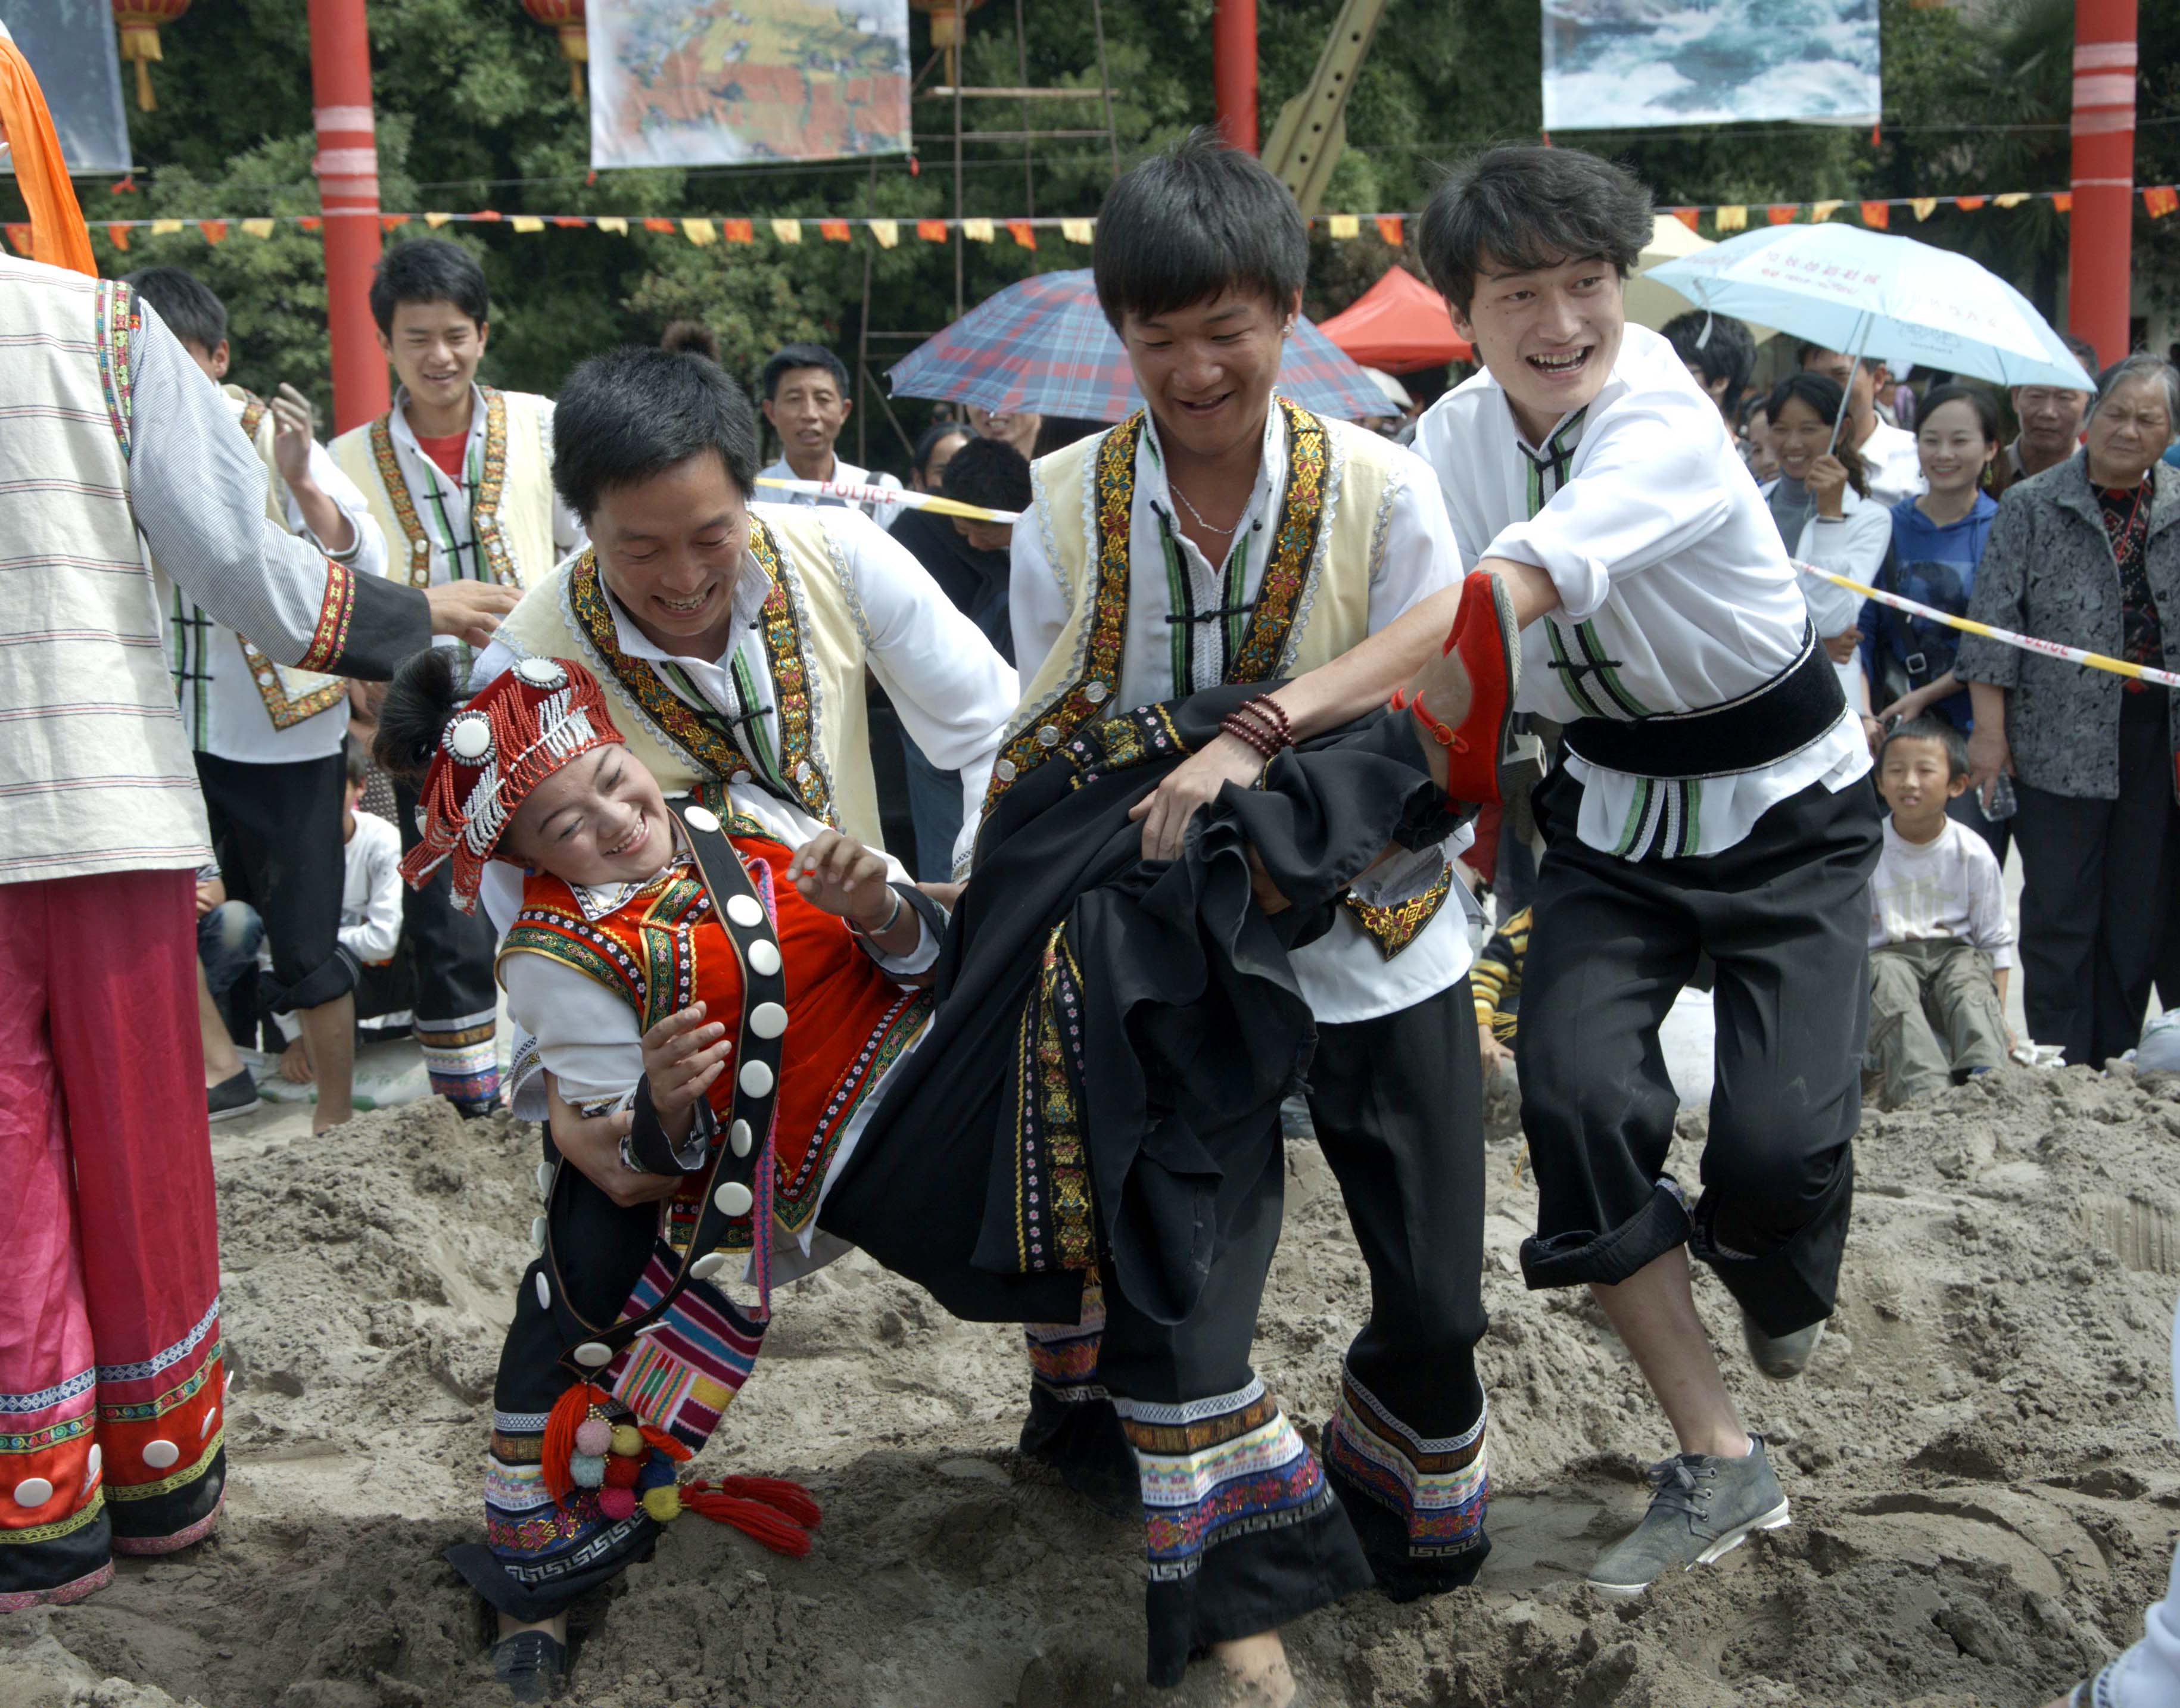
left=1742, top=1311, right=1826, bottom=1380
left=1585, top=1435, right=1790, bottom=1598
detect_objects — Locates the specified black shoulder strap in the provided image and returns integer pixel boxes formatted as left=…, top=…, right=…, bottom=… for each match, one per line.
left=537, top=799, right=790, bottom=1374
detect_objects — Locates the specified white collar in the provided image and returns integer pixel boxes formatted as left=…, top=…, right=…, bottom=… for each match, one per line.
left=559, top=850, right=695, bottom=921
left=1136, top=395, right=1287, bottom=537
left=595, top=553, right=774, bottom=669
left=389, top=384, right=486, bottom=453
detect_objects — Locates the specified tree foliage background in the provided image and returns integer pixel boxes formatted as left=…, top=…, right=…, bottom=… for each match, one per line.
left=8, top=0, right=2175, bottom=473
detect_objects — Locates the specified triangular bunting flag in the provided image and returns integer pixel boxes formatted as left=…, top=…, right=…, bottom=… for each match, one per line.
left=1375, top=214, right=1403, bottom=245
left=1810, top=200, right=1842, bottom=224
left=1715, top=205, right=1747, bottom=231
left=1910, top=198, right=1937, bottom=222
left=596, top=217, right=628, bottom=234
left=150, top=217, right=183, bottom=235
left=1993, top=192, right=2029, bottom=209
left=683, top=218, right=717, bottom=245
left=722, top=218, right=754, bottom=242
left=107, top=224, right=129, bottom=251
left=961, top=218, right=995, bottom=242
left=771, top=218, right=802, bottom=243
left=2147, top=186, right=2179, bottom=219
left=1326, top=213, right=1359, bottom=238
left=1007, top=219, right=1036, bottom=249
left=1670, top=207, right=1699, bottom=232
left=1767, top=204, right=1798, bottom=225
left=1955, top=196, right=1987, bottom=211
left=2051, top=193, right=2073, bottom=214
left=510, top=215, right=544, bottom=233
left=819, top=219, right=851, bottom=242
left=241, top=217, right=275, bottom=238
left=424, top=211, right=454, bottom=227
left=917, top=219, right=949, bottom=242
left=1061, top=217, right=1094, bottom=244
left=870, top=219, right=899, bottom=248
left=1860, top=201, right=1889, bottom=229
left=200, top=220, right=228, bottom=244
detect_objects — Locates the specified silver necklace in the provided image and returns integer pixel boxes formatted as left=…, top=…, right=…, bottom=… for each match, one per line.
left=1169, top=481, right=1242, bottom=536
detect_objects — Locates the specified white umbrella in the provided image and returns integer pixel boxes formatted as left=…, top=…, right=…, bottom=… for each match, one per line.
left=1643, top=224, right=2094, bottom=392
left=1622, top=214, right=1774, bottom=344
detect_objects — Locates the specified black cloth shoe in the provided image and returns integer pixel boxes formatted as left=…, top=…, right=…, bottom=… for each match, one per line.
left=489, top=1631, right=567, bottom=1702
left=206, top=1068, right=260, bottom=1122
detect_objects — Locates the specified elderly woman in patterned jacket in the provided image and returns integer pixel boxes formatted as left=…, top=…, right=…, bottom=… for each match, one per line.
left=1957, top=354, right=2180, bottom=1069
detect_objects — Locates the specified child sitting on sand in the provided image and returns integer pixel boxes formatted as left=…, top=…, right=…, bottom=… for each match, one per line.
left=1866, top=717, right=2014, bottom=1109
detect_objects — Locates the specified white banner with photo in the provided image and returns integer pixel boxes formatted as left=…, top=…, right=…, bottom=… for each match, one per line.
left=1541, top=0, right=1880, bottom=132
left=587, top=0, right=910, bottom=172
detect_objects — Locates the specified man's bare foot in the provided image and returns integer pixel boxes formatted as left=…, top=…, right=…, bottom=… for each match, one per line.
left=278, top=1036, right=316, bottom=1086
left=1209, top=1631, right=1296, bottom=1707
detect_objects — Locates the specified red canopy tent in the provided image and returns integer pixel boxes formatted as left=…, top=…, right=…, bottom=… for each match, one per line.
left=1318, top=266, right=1473, bottom=370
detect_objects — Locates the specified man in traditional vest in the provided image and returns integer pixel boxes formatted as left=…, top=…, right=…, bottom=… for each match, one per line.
left=0, top=239, right=515, bottom=1607
left=475, top=343, right=1017, bottom=1129
left=126, top=266, right=390, bottom=1133
left=989, top=132, right=1491, bottom=1695
left=329, top=238, right=586, bottom=1114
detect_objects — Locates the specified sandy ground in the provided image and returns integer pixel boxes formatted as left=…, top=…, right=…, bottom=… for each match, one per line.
left=7, top=1052, right=2180, bottom=1708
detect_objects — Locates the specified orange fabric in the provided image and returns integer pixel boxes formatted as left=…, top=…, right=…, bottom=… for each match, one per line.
left=0, top=31, right=97, bottom=276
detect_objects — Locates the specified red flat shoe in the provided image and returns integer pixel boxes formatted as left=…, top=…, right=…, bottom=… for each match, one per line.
left=1407, top=569, right=1521, bottom=804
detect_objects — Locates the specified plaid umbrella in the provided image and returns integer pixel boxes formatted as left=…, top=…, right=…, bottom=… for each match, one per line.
left=886, top=269, right=1396, bottom=423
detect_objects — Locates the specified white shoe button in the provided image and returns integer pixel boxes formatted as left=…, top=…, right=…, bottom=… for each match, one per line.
left=683, top=805, right=721, bottom=834
left=748, top=1002, right=787, bottom=1039
left=725, top=895, right=765, bottom=929
left=738, top=1059, right=774, bottom=1098
left=729, top=1119, right=753, bottom=1157
left=534, top=1273, right=551, bottom=1311
left=531, top=1216, right=548, bottom=1252
left=748, top=940, right=781, bottom=977
left=12, top=1478, right=52, bottom=1508
left=572, top=1342, right=613, bottom=1369
left=142, top=1439, right=180, bottom=1471
left=690, top=1252, right=730, bottom=1281
left=714, top=1181, right=754, bottom=1217
left=86, top=1445, right=101, bottom=1482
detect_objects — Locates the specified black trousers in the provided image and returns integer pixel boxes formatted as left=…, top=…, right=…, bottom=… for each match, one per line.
left=195, top=750, right=352, bottom=1012
left=1517, top=767, right=1883, bottom=1338
left=2013, top=694, right=2179, bottom=1068
left=392, top=774, right=500, bottom=1102
left=1024, top=980, right=1493, bottom=1604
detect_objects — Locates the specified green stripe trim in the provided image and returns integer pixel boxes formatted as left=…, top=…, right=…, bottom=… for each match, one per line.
left=1222, top=532, right=1251, bottom=666
left=1161, top=524, right=1190, bottom=693
left=1612, top=778, right=1654, bottom=858
left=1680, top=779, right=1703, bottom=858
left=728, top=650, right=782, bottom=787
left=1576, top=621, right=1649, bottom=718
left=1546, top=620, right=1607, bottom=718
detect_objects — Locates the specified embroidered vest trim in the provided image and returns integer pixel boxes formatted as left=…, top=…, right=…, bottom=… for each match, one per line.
left=562, top=527, right=835, bottom=827
left=368, top=386, right=522, bottom=589
left=229, top=392, right=348, bottom=730
left=983, top=399, right=1331, bottom=813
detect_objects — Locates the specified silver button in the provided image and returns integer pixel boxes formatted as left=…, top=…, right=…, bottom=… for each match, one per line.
left=1085, top=681, right=1109, bottom=705
left=142, top=1439, right=180, bottom=1470
left=994, top=759, right=1017, bottom=783
left=534, top=1273, right=551, bottom=1311
left=1036, top=726, right=1060, bottom=747
left=730, top=1119, right=753, bottom=1157
left=748, top=940, right=781, bottom=977
left=572, top=1342, right=613, bottom=1369
left=739, top=1059, right=775, bottom=1098
left=748, top=1002, right=787, bottom=1040
left=725, top=895, right=765, bottom=929
left=731, top=769, right=753, bottom=786
left=714, top=1181, right=754, bottom=1217
left=796, top=762, right=814, bottom=785
left=683, top=805, right=721, bottom=834
left=531, top=1215, right=547, bottom=1252
left=690, top=1251, right=730, bottom=1281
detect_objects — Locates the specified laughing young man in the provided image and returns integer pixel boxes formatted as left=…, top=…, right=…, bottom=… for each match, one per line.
left=328, top=239, right=587, bottom=1113
left=1141, top=144, right=1882, bottom=1598
left=992, top=130, right=1490, bottom=1703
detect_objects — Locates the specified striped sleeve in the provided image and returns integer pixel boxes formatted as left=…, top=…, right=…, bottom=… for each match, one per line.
left=123, top=300, right=430, bottom=681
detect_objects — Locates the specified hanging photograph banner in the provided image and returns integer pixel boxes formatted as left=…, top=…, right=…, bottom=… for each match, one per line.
left=1540, top=0, right=1880, bottom=132
left=2, top=0, right=130, bottom=174
left=587, top=0, right=910, bottom=172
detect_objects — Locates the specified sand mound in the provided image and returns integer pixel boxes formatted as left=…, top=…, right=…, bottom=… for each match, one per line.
left=10, top=1064, right=2180, bottom=1707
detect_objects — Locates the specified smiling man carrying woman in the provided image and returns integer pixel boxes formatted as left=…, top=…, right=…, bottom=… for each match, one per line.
left=991, top=130, right=1490, bottom=1703
left=1140, top=145, right=1882, bottom=1599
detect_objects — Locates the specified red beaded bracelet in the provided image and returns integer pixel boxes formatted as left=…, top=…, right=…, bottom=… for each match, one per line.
left=1220, top=708, right=1284, bottom=761
left=1238, top=694, right=1292, bottom=748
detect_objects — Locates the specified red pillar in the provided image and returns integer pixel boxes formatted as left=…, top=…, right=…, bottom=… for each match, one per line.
left=1213, top=0, right=1257, bottom=155
left=2067, top=0, right=2137, bottom=367
left=307, top=0, right=389, bottom=435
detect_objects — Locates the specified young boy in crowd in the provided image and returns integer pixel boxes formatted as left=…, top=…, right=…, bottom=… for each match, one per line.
left=1866, top=718, right=2013, bottom=1108
left=275, top=744, right=411, bottom=1085
left=330, top=238, right=586, bottom=1114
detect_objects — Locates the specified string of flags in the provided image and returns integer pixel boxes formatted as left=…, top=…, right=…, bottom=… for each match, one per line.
left=14, top=184, right=2179, bottom=258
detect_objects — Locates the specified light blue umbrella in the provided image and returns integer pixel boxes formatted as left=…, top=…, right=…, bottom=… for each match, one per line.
left=1646, top=225, right=2096, bottom=392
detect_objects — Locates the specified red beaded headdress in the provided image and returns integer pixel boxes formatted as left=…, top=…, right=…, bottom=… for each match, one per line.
left=398, top=655, right=625, bottom=912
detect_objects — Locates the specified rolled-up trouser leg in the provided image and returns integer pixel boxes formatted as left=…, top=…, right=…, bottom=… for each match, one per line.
left=1518, top=769, right=1881, bottom=1338
left=1307, top=984, right=1491, bottom=1599
left=1098, top=1114, right=1373, bottom=1688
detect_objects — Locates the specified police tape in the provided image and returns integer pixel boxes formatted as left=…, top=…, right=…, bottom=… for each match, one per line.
left=754, top=475, right=1022, bottom=525
left=1802, top=566, right=2180, bottom=693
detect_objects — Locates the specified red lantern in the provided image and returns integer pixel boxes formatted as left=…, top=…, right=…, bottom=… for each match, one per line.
left=520, top=0, right=588, bottom=104
left=113, top=1, right=192, bottom=113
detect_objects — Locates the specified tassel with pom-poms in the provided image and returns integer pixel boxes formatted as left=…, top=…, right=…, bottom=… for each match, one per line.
left=541, top=1382, right=612, bottom=1504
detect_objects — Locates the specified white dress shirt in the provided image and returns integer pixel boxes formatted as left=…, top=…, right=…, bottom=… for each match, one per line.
left=474, top=505, right=1017, bottom=877
left=1858, top=418, right=1927, bottom=509
left=1414, top=323, right=1870, bottom=864
left=756, top=454, right=907, bottom=531
left=165, top=393, right=387, bottom=763
left=1010, top=402, right=1475, bottom=1025
left=1866, top=815, right=2013, bottom=967
left=385, top=385, right=586, bottom=600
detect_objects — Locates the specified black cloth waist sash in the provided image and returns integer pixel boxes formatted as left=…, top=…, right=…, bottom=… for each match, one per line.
left=821, top=684, right=1467, bottom=1329
left=1561, top=624, right=1846, bottom=781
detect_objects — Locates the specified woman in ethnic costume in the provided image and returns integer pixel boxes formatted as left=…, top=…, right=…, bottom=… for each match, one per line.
left=381, top=634, right=1480, bottom=1704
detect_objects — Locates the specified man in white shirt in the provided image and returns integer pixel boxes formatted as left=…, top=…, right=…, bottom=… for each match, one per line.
left=1865, top=719, right=2013, bottom=1108
left=754, top=342, right=905, bottom=529
left=1138, top=144, right=1883, bottom=1601
left=1799, top=343, right=1925, bottom=507
left=128, top=267, right=390, bottom=1134
left=328, top=239, right=587, bottom=1116
left=996, top=133, right=1491, bottom=1691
